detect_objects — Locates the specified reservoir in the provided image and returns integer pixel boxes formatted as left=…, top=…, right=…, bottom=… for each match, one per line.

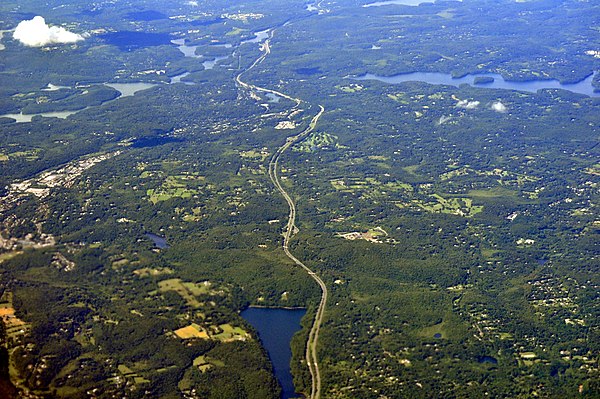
left=241, top=307, right=306, bottom=399
left=354, top=71, right=600, bottom=97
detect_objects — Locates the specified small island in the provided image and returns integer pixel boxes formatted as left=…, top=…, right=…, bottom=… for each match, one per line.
left=474, top=76, right=495, bottom=85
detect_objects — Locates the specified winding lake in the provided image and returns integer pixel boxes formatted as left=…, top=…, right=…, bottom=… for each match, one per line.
left=241, top=307, right=306, bottom=399
left=354, top=72, right=600, bottom=97
left=172, top=39, right=230, bottom=70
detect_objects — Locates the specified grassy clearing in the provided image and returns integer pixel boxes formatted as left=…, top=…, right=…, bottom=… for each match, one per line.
left=330, top=177, right=413, bottom=198
left=193, top=355, right=225, bottom=372
left=407, top=194, right=483, bottom=217
left=117, top=364, right=149, bottom=384
left=584, top=163, right=600, bottom=175
left=387, top=92, right=409, bottom=104
left=226, top=27, right=247, bottom=36
left=336, top=227, right=390, bottom=243
left=439, top=167, right=470, bottom=181
left=367, top=155, right=389, bottom=161
left=158, top=279, right=224, bottom=308
left=183, top=281, right=213, bottom=296
left=0, top=251, right=23, bottom=263
left=158, top=278, right=202, bottom=308
left=418, top=321, right=448, bottom=339
left=481, top=248, right=500, bottom=260
left=468, top=187, right=520, bottom=199
left=336, top=84, right=364, bottom=93
left=240, top=149, right=269, bottom=161
left=296, top=132, right=343, bottom=152
left=7, top=150, right=40, bottom=161
left=133, top=267, right=174, bottom=277
left=212, top=324, right=250, bottom=342
left=146, top=174, right=204, bottom=204
left=1, top=292, right=30, bottom=340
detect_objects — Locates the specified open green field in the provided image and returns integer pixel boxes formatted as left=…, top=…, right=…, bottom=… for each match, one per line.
left=146, top=174, right=205, bottom=204
left=212, top=324, right=250, bottom=342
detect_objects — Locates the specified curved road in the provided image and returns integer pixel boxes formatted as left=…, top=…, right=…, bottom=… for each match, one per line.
left=235, top=31, right=328, bottom=399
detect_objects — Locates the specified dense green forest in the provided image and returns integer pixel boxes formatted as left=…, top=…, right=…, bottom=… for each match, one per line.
left=0, top=0, right=598, bottom=398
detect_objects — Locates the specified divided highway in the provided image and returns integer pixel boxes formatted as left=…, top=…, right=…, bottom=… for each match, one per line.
left=236, top=31, right=328, bottom=399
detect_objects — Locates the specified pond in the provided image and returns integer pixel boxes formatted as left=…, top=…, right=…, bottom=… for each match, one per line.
left=241, top=307, right=306, bottom=399
left=478, top=355, right=498, bottom=364
left=146, top=233, right=169, bottom=249
left=266, top=93, right=281, bottom=103
left=353, top=71, right=600, bottom=97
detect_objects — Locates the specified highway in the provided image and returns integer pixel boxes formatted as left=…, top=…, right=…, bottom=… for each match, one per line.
left=236, top=30, right=328, bottom=399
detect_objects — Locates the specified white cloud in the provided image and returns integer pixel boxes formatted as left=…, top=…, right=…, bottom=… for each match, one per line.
left=186, top=1, right=199, bottom=6
left=491, top=101, right=507, bottom=113
left=13, top=16, right=84, bottom=47
left=456, top=99, right=480, bottom=109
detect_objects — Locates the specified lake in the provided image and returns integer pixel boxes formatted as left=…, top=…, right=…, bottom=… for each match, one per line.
left=241, top=307, right=306, bottom=399
left=354, top=71, right=600, bottom=97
